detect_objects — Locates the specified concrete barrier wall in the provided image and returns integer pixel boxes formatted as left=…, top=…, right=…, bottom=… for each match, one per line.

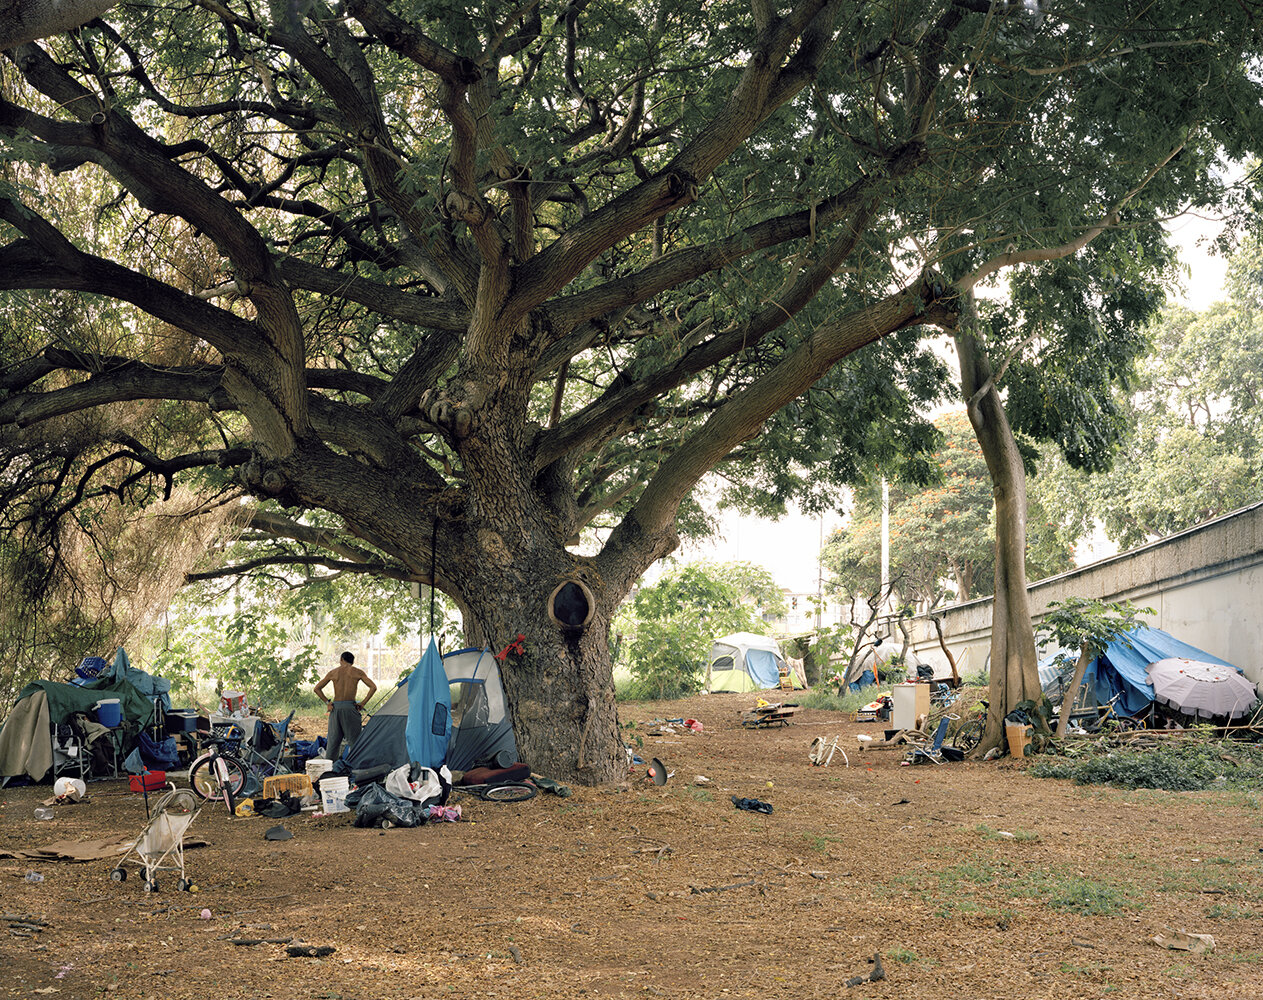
left=910, top=501, right=1263, bottom=684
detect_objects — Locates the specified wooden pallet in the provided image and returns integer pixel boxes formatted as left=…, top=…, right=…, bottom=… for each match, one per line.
left=741, top=704, right=797, bottom=728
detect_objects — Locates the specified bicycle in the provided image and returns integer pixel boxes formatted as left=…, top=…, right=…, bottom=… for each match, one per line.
left=187, top=721, right=294, bottom=801
left=451, top=780, right=537, bottom=803
left=951, top=699, right=988, bottom=754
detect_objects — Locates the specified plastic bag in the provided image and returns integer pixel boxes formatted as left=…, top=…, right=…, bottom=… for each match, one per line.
left=352, top=782, right=426, bottom=828
left=384, top=762, right=450, bottom=804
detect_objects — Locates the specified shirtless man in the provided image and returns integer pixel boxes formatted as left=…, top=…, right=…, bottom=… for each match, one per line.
left=314, top=651, right=377, bottom=762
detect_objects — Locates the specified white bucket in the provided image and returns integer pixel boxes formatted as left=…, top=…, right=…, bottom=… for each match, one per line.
left=306, top=758, right=332, bottom=783
left=320, top=775, right=350, bottom=814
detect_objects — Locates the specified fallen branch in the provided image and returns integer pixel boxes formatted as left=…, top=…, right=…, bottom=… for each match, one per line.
left=688, top=879, right=756, bottom=894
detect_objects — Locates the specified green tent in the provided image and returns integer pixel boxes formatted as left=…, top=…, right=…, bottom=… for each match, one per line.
left=0, top=678, right=154, bottom=783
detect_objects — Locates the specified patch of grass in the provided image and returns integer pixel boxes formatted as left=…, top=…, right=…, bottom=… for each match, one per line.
left=975, top=823, right=1040, bottom=842
left=688, top=787, right=713, bottom=803
left=798, top=684, right=883, bottom=713
left=886, top=948, right=919, bottom=964
left=1224, top=951, right=1263, bottom=964
left=1030, top=741, right=1263, bottom=791
left=801, top=831, right=844, bottom=853
left=1039, top=876, right=1139, bottom=915
left=1058, top=961, right=1114, bottom=975
left=934, top=898, right=988, bottom=918
left=1206, top=902, right=1259, bottom=920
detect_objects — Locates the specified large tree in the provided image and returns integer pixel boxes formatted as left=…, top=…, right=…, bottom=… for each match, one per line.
left=2, top=1, right=1261, bottom=781
left=1035, top=247, right=1263, bottom=550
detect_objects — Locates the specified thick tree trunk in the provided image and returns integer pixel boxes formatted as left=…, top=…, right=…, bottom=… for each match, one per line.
left=453, top=538, right=627, bottom=786
left=954, top=302, right=1042, bottom=753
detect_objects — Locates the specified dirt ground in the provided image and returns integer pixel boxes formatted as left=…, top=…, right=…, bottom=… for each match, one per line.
left=2, top=691, right=1262, bottom=1000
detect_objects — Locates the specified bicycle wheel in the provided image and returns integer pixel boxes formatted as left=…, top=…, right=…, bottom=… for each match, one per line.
left=188, top=754, right=247, bottom=800
left=952, top=719, right=984, bottom=755
left=479, top=782, right=537, bottom=803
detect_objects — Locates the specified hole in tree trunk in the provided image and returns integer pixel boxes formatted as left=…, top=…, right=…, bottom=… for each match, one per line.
left=549, top=580, right=593, bottom=630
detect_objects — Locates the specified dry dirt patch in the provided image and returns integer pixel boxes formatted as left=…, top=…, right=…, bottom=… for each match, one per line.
left=2, top=691, right=1261, bottom=999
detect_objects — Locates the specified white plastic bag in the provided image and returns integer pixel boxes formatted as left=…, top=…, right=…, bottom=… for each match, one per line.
left=385, top=763, right=450, bottom=803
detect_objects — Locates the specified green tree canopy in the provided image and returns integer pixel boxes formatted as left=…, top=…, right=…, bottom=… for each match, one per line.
left=822, top=410, right=1074, bottom=607
left=1032, top=236, right=1263, bottom=551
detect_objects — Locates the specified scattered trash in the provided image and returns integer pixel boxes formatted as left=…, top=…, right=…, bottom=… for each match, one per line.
left=645, top=758, right=670, bottom=786
left=425, top=805, right=462, bottom=822
left=693, top=775, right=711, bottom=786
left=731, top=796, right=773, bottom=814
left=983, top=747, right=1003, bottom=760
left=810, top=735, right=850, bottom=766
left=856, top=734, right=873, bottom=743
left=23, top=871, right=44, bottom=883
left=1153, top=927, right=1215, bottom=954
left=33, top=808, right=54, bottom=821
left=683, top=719, right=703, bottom=733
left=264, top=825, right=293, bottom=841
left=52, top=778, right=86, bottom=803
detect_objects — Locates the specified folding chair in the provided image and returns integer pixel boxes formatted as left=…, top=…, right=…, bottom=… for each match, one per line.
left=906, top=714, right=960, bottom=765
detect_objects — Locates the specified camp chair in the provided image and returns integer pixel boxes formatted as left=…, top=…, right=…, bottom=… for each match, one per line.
left=906, top=714, right=959, bottom=765
left=251, top=712, right=295, bottom=773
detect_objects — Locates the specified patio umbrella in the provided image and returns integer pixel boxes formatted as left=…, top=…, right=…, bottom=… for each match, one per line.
left=1145, top=658, right=1260, bottom=720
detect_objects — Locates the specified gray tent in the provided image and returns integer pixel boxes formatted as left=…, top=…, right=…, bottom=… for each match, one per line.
left=346, top=647, right=517, bottom=776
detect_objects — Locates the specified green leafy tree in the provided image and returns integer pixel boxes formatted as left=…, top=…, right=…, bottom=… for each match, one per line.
left=1033, top=251, right=1263, bottom=550
left=615, top=561, right=776, bottom=700
left=1036, top=597, right=1153, bottom=740
left=823, top=411, right=1074, bottom=607
left=2, top=1, right=1261, bottom=781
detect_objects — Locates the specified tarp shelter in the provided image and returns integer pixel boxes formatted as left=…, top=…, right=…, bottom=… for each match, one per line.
left=345, top=646, right=517, bottom=777
left=100, top=647, right=172, bottom=712
left=0, top=678, right=155, bottom=783
left=1039, top=624, right=1244, bottom=718
left=708, top=633, right=805, bottom=692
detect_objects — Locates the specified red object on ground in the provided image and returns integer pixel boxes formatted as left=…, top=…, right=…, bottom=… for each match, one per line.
left=128, top=771, right=167, bottom=793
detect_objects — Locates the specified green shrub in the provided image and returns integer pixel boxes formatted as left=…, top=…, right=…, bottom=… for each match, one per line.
left=1030, top=742, right=1263, bottom=791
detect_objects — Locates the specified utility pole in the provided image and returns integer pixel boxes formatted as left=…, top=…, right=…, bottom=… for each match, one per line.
left=880, top=477, right=890, bottom=617
left=815, top=513, right=824, bottom=632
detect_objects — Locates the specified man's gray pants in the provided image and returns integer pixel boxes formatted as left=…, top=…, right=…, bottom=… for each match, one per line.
left=327, top=701, right=361, bottom=762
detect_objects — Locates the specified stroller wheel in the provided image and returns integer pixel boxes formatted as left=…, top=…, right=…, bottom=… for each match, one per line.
left=142, top=878, right=158, bottom=893
left=177, top=878, right=192, bottom=892
left=110, top=867, right=127, bottom=883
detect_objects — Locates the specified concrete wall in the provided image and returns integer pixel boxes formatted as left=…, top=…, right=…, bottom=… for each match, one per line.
left=910, top=501, right=1263, bottom=685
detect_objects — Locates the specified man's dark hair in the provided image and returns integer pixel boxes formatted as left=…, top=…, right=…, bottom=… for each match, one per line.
left=341, top=651, right=355, bottom=664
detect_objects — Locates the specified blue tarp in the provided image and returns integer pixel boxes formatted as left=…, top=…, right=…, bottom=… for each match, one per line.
left=1044, top=625, right=1242, bottom=717
left=404, top=639, right=451, bottom=770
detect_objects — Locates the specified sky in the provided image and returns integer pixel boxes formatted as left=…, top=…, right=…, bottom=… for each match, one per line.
left=667, top=213, right=1233, bottom=594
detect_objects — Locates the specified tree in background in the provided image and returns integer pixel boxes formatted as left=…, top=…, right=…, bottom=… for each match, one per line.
left=614, top=561, right=782, bottom=700
left=822, top=411, right=1074, bottom=608
left=2, top=2, right=1261, bottom=780
left=1033, top=237, right=1263, bottom=550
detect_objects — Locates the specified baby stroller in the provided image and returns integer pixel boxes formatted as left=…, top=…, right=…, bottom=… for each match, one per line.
left=110, top=786, right=201, bottom=893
